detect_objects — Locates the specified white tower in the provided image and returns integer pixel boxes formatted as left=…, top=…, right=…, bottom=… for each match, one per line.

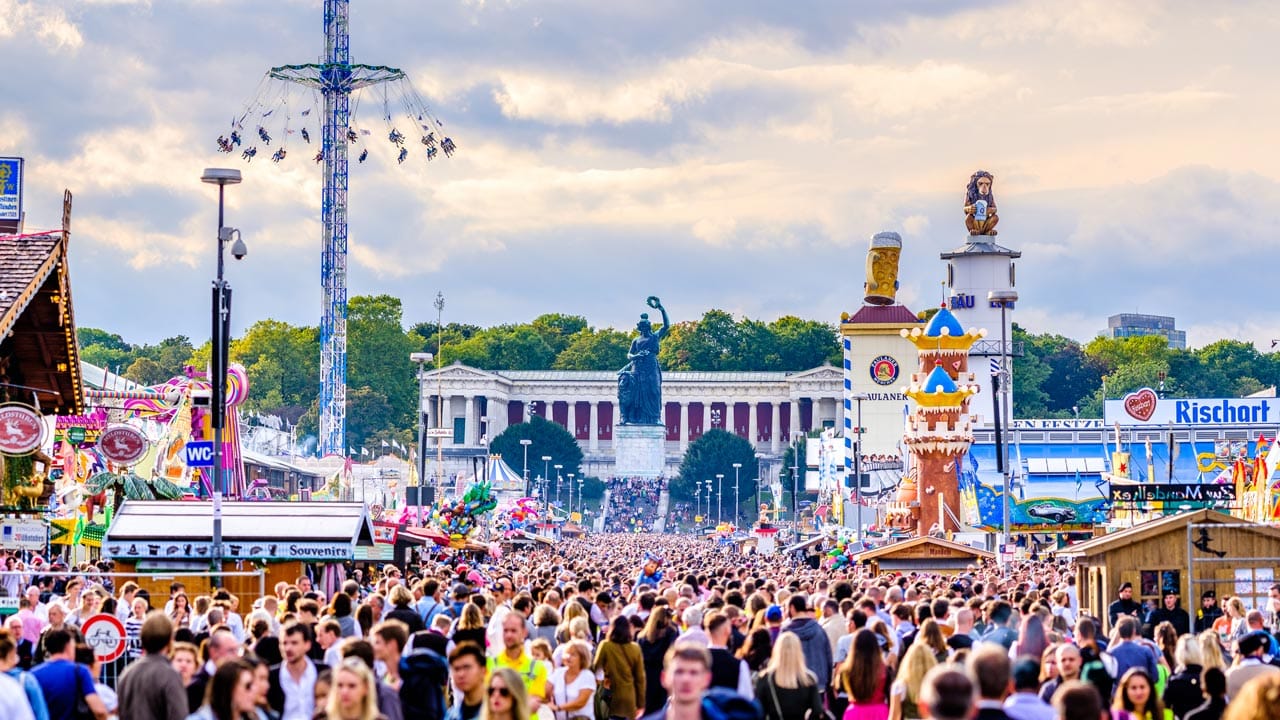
left=941, top=237, right=1020, bottom=426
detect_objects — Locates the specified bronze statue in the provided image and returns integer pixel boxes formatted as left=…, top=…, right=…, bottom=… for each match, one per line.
left=618, top=296, right=670, bottom=425
left=963, top=170, right=999, bottom=236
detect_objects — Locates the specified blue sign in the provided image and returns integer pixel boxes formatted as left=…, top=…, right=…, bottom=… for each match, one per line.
left=185, top=441, right=215, bottom=467
left=0, top=157, right=22, bottom=221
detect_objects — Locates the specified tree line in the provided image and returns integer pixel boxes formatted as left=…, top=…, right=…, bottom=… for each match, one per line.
left=77, top=300, right=1280, bottom=452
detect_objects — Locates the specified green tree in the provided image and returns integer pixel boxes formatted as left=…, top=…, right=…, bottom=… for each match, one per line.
left=672, top=429, right=759, bottom=526
left=230, top=319, right=319, bottom=420
left=769, top=316, right=841, bottom=369
left=77, top=328, right=131, bottom=352
left=409, top=322, right=482, bottom=355
left=123, top=356, right=169, bottom=385
left=345, top=386, right=394, bottom=451
left=1012, top=326, right=1051, bottom=417
left=489, top=415, right=584, bottom=493
left=553, top=328, right=632, bottom=370
left=440, top=326, right=556, bottom=370
left=348, top=295, right=417, bottom=429
left=531, top=314, right=588, bottom=356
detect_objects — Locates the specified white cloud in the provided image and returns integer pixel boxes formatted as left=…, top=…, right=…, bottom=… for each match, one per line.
left=0, top=0, right=83, bottom=51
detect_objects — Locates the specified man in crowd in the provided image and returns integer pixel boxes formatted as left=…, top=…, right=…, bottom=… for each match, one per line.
left=1108, top=582, right=1141, bottom=629
left=968, top=645, right=1012, bottom=720
left=1194, top=590, right=1223, bottom=633
left=1038, top=644, right=1081, bottom=703
left=117, top=613, right=188, bottom=720
left=188, top=626, right=239, bottom=713
left=268, top=622, right=323, bottom=720
left=1109, top=617, right=1158, bottom=682
left=920, top=667, right=976, bottom=720
left=783, top=593, right=833, bottom=694
left=705, top=611, right=752, bottom=697
left=642, top=643, right=712, bottom=720
left=489, top=610, right=547, bottom=707
left=1143, top=589, right=1190, bottom=638
left=983, top=601, right=1017, bottom=650
left=1227, top=630, right=1280, bottom=698
left=1004, top=657, right=1054, bottom=720
left=445, top=642, right=487, bottom=720
left=31, top=628, right=108, bottom=720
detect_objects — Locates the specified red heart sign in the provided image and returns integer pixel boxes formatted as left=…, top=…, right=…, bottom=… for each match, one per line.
left=1123, top=388, right=1158, bottom=422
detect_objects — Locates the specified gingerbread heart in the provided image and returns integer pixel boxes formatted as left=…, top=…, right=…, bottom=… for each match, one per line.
left=1123, top=388, right=1158, bottom=422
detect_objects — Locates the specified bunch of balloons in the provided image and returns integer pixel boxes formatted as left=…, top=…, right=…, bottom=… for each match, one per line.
left=496, top=497, right=540, bottom=537
left=825, top=539, right=858, bottom=570
left=436, top=480, right=498, bottom=541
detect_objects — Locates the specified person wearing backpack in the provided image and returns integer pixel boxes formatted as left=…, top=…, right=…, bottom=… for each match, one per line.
left=1074, top=618, right=1116, bottom=702
left=416, top=580, right=447, bottom=628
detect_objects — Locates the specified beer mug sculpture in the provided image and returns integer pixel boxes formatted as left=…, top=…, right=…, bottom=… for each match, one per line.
left=863, top=231, right=903, bottom=306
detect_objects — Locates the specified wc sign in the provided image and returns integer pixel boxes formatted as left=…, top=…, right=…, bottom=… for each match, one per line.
left=185, top=441, right=215, bottom=467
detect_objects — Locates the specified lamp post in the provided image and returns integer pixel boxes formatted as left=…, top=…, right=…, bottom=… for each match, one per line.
left=852, top=392, right=869, bottom=543
left=577, top=476, right=584, bottom=517
left=554, top=464, right=563, bottom=509
left=704, top=479, right=713, bottom=526
left=541, top=455, right=552, bottom=519
left=988, top=289, right=1018, bottom=554
left=566, top=473, right=575, bottom=517
left=433, top=292, right=445, bottom=499
left=716, top=473, right=724, bottom=525
left=732, top=463, right=742, bottom=527
left=520, top=438, right=533, bottom=496
left=200, top=167, right=244, bottom=586
left=411, top=352, right=434, bottom=525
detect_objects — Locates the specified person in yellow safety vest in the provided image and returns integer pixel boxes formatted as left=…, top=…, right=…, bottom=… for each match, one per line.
left=489, top=612, right=549, bottom=708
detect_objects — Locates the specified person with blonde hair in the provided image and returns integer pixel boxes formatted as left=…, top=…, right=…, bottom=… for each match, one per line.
left=756, top=632, right=821, bottom=720
left=558, top=603, right=588, bottom=645
left=318, top=658, right=386, bottom=720
left=1197, top=631, right=1227, bottom=672
left=888, top=643, right=937, bottom=720
left=1163, top=635, right=1205, bottom=720
left=548, top=640, right=596, bottom=720
left=915, top=620, right=948, bottom=664
left=483, top=667, right=532, bottom=720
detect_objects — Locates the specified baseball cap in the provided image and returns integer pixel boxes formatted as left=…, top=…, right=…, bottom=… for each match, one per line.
left=765, top=605, right=783, bottom=622
left=452, top=583, right=472, bottom=598
left=1239, top=630, right=1270, bottom=655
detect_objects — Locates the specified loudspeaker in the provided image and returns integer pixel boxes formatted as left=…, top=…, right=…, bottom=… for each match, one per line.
left=406, top=486, right=436, bottom=506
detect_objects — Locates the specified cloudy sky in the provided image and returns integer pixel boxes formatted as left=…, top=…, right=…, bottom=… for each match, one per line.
left=3, top=0, right=1278, bottom=350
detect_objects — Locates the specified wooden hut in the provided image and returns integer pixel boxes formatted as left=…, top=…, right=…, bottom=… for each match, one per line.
left=853, top=536, right=994, bottom=576
left=103, top=501, right=375, bottom=603
left=1058, top=509, right=1280, bottom=632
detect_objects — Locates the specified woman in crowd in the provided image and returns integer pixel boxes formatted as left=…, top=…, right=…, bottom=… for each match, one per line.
left=453, top=604, right=488, bottom=649
left=187, top=658, right=258, bottom=720
left=1197, top=631, right=1227, bottom=672
left=1038, top=643, right=1061, bottom=692
left=240, top=654, right=279, bottom=720
left=318, top=658, right=387, bottom=720
left=171, top=641, right=200, bottom=686
left=838, top=629, right=892, bottom=720
left=1012, top=614, right=1048, bottom=662
left=531, top=603, right=562, bottom=649
left=1114, top=668, right=1164, bottom=720
left=739, top=627, right=775, bottom=679
left=1221, top=672, right=1280, bottom=720
left=915, top=620, right=948, bottom=664
left=0, top=629, right=48, bottom=720
left=483, top=668, right=532, bottom=720
left=594, top=616, right=646, bottom=720
left=888, top=642, right=936, bottom=720
left=548, top=640, right=596, bottom=720
left=638, top=607, right=678, bottom=713
left=386, top=585, right=426, bottom=635
left=329, top=592, right=359, bottom=639
left=1185, top=668, right=1227, bottom=720
left=756, top=632, right=822, bottom=720
left=1163, top=635, right=1205, bottom=720
left=1051, top=591, right=1078, bottom=629
left=558, top=603, right=588, bottom=646
left=867, top=619, right=898, bottom=672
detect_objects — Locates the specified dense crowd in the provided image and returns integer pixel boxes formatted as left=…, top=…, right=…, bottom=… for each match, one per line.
left=604, top=479, right=666, bottom=533
left=2, top=535, right=1280, bottom=720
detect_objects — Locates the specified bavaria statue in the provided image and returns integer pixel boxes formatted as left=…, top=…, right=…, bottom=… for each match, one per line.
left=617, top=296, right=670, bottom=425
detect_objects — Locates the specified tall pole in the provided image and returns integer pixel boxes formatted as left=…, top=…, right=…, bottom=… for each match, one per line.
left=201, top=168, right=241, bottom=587
left=520, top=439, right=532, bottom=496
left=554, top=465, right=563, bottom=508
left=434, top=293, right=444, bottom=503
left=854, top=393, right=866, bottom=543
left=716, top=474, right=724, bottom=525
left=988, top=290, right=1018, bottom=555
left=732, top=463, right=742, bottom=527
left=567, top=473, right=575, bottom=517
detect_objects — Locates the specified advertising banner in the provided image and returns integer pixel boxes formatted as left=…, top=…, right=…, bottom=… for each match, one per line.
left=1104, top=389, right=1275, bottom=427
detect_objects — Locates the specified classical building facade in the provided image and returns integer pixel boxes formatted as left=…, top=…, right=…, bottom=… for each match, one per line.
left=417, top=363, right=847, bottom=477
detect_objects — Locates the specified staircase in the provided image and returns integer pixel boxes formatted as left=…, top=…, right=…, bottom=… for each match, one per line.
left=654, top=486, right=670, bottom=533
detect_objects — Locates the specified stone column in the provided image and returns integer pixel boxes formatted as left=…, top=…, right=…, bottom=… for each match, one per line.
left=791, top=399, right=801, bottom=437
left=771, top=402, right=781, bottom=454
left=679, top=402, right=690, bottom=453
left=589, top=402, right=599, bottom=453
left=568, top=401, right=578, bottom=441
left=702, top=402, right=712, bottom=435
left=443, top=396, right=454, bottom=445
left=748, top=401, right=759, bottom=450
left=464, top=395, right=476, bottom=446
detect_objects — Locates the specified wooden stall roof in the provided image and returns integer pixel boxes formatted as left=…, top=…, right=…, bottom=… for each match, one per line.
left=1058, top=509, right=1280, bottom=559
left=105, top=501, right=376, bottom=544
left=856, top=536, right=995, bottom=562
left=0, top=192, right=82, bottom=415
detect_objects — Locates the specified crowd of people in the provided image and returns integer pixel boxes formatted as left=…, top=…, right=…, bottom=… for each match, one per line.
left=604, top=479, right=666, bottom=533
left=2, top=534, right=1280, bottom=720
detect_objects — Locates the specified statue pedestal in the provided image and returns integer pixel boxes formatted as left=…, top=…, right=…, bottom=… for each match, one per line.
left=613, top=424, right=666, bottom=478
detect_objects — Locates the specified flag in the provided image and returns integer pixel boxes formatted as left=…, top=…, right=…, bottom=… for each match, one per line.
left=381, top=440, right=390, bottom=448
left=349, top=447, right=357, bottom=456
left=301, top=109, right=311, bottom=116
left=361, top=447, right=369, bottom=457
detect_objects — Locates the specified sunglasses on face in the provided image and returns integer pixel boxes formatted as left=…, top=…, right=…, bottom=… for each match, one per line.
left=488, top=686, right=511, bottom=698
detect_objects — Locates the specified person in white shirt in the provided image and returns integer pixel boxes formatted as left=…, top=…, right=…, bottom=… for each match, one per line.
left=1004, top=658, right=1055, bottom=720
left=316, top=618, right=345, bottom=668
left=0, top=668, right=35, bottom=720
left=272, top=622, right=320, bottom=720
left=676, top=607, right=708, bottom=647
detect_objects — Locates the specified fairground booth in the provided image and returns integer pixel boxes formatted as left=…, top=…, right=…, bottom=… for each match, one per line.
left=1059, top=508, right=1280, bottom=632
left=853, top=536, right=994, bottom=576
left=103, top=501, right=376, bottom=602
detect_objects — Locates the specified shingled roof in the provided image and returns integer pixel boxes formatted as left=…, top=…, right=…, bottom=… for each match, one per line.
left=0, top=190, right=83, bottom=414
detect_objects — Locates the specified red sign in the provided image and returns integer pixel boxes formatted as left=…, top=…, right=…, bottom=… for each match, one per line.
left=0, top=403, right=44, bottom=455
left=82, top=613, right=127, bottom=662
left=98, top=424, right=149, bottom=466
left=1123, top=388, right=1158, bottom=422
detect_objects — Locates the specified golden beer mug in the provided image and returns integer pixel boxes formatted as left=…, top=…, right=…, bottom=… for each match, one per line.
left=863, top=231, right=902, bottom=306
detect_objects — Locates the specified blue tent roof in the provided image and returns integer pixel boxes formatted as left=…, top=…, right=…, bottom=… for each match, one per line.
left=923, top=364, right=958, bottom=393
left=924, top=307, right=965, bottom=337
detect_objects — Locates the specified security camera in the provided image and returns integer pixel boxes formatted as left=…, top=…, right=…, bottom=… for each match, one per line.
left=191, top=388, right=212, bottom=408
left=231, top=236, right=248, bottom=260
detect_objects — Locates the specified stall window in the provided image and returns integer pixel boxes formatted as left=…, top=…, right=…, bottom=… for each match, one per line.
left=1234, top=568, right=1275, bottom=610
left=1140, top=570, right=1181, bottom=615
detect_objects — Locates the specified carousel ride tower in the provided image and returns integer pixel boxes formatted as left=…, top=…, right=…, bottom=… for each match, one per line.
left=890, top=308, right=986, bottom=534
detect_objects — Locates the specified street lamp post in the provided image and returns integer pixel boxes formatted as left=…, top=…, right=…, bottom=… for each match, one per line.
left=732, top=463, right=742, bottom=527
left=704, top=480, right=713, bottom=526
left=554, top=464, right=563, bottom=509
left=988, top=289, right=1018, bottom=554
left=433, top=292, right=445, bottom=501
left=852, top=392, right=869, bottom=543
left=520, top=438, right=532, bottom=496
left=200, top=167, right=244, bottom=586
left=716, top=473, right=724, bottom=525
left=411, top=353, right=434, bottom=525
left=566, top=473, right=575, bottom=517
left=541, top=455, right=552, bottom=520
left=577, top=476, right=584, bottom=517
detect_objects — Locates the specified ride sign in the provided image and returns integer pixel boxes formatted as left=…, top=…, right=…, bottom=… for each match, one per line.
left=0, top=403, right=44, bottom=455
left=98, top=425, right=149, bottom=466
left=82, top=613, right=128, bottom=662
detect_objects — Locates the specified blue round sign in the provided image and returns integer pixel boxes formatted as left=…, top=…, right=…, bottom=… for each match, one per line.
left=869, top=355, right=899, bottom=386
